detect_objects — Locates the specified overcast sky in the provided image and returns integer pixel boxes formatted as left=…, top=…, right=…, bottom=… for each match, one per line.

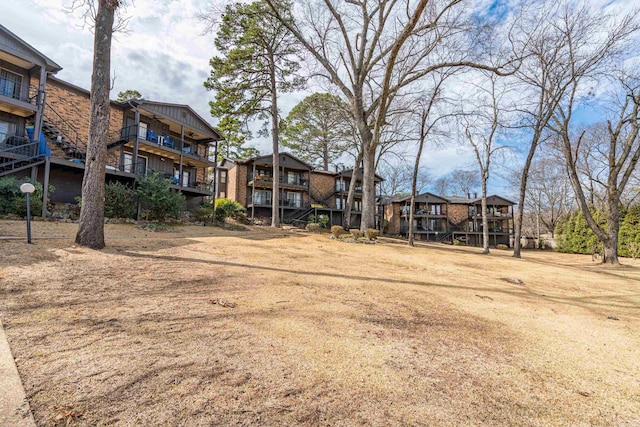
left=3, top=0, right=636, bottom=196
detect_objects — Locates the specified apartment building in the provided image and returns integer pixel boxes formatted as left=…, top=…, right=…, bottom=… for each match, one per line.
left=217, top=154, right=383, bottom=227
left=383, top=192, right=515, bottom=247
left=0, top=24, right=221, bottom=212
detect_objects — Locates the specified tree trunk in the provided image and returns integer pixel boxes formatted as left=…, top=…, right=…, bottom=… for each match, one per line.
left=75, top=1, right=116, bottom=249
left=360, top=146, right=376, bottom=231
left=481, top=177, right=489, bottom=255
left=269, top=53, right=280, bottom=228
left=408, top=194, right=416, bottom=246
left=343, top=152, right=362, bottom=230
left=513, top=133, right=540, bottom=258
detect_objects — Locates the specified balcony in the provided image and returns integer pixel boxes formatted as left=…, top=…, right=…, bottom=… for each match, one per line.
left=0, top=80, right=38, bottom=117
left=470, top=211, right=512, bottom=219
left=248, top=172, right=308, bottom=189
left=248, top=198, right=303, bottom=208
left=114, top=126, right=214, bottom=169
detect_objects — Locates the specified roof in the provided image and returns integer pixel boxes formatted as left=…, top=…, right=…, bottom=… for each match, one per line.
left=240, top=152, right=313, bottom=170
left=126, top=100, right=222, bottom=141
left=338, top=168, right=384, bottom=182
left=445, top=194, right=516, bottom=206
left=0, top=24, right=62, bottom=72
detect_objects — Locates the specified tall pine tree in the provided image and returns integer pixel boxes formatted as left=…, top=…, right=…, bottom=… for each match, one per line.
left=205, top=0, right=304, bottom=227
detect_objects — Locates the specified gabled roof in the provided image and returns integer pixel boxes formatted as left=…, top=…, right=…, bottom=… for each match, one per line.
left=126, top=100, right=222, bottom=141
left=0, top=24, right=62, bottom=72
left=338, top=168, right=384, bottom=182
left=414, top=192, right=449, bottom=204
left=240, top=152, right=313, bottom=170
left=445, top=194, right=516, bottom=206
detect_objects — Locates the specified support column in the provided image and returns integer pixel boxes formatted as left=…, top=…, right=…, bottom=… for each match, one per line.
left=32, top=66, right=47, bottom=143
left=132, top=108, right=140, bottom=174
left=30, top=165, right=38, bottom=181
left=251, top=162, right=256, bottom=219
left=178, top=125, right=184, bottom=189
left=41, top=156, right=50, bottom=218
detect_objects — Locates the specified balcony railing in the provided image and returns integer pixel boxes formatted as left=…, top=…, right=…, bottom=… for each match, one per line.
left=0, top=80, right=37, bottom=104
left=119, top=127, right=210, bottom=162
left=249, top=172, right=308, bottom=186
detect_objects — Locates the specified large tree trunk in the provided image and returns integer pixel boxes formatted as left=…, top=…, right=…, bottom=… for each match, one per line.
left=75, top=1, right=116, bottom=249
left=269, top=53, right=280, bottom=228
left=513, top=133, right=540, bottom=258
left=481, top=176, right=490, bottom=255
left=343, top=152, right=362, bottom=230
left=361, top=147, right=376, bottom=231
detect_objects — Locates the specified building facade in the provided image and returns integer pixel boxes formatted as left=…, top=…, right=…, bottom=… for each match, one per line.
left=217, top=153, right=383, bottom=227
left=0, top=24, right=221, bottom=213
left=383, top=193, right=515, bottom=247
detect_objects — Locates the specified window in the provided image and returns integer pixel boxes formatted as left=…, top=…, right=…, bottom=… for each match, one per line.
left=0, top=120, right=17, bottom=141
left=220, top=170, right=227, bottom=184
left=336, top=197, right=344, bottom=209
left=123, top=152, right=147, bottom=174
left=138, top=122, right=148, bottom=140
left=287, top=191, right=302, bottom=208
left=353, top=200, right=362, bottom=212
left=287, top=171, right=301, bottom=185
left=254, top=190, right=272, bottom=205
left=0, top=68, right=22, bottom=100
left=429, top=204, right=442, bottom=215
left=335, top=179, right=346, bottom=192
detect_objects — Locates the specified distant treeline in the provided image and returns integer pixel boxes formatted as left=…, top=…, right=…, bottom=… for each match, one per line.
left=555, top=205, right=640, bottom=258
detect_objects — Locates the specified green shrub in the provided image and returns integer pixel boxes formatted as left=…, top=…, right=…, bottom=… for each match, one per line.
left=331, top=225, right=344, bottom=237
left=191, top=203, right=214, bottom=222
left=104, top=181, right=137, bottom=218
left=350, top=229, right=363, bottom=239
left=365, top=228, right=379, bottom=240
left=136, top=172, right=185, bottom=221
left=453, top=239, right=465, bottom=246
left=306, top=223, right=321, bottom=233
left=214, top=198, right=245, bottom=222
left=381, top=219, right=390, bottom=234
left=0, top=176, right=53, bottom=217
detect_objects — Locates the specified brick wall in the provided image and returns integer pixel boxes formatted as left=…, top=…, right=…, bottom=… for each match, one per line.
left=309, top=171, right=336, bottom=206
left=384, top=203, right=402, bottom=235
left=447, top=204, right=469, bottom=226
left=37, top=78, right=124, bottom=150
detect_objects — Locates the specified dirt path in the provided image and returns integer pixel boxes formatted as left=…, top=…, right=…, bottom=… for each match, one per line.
left=0, top=221, right=639, bottom=426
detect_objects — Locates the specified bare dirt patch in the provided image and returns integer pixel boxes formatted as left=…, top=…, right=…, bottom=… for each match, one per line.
left=1, top=220, right=639, bottom=426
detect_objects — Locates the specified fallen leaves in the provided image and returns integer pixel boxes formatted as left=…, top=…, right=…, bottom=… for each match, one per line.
left=211, top=298, right=236, bottom=308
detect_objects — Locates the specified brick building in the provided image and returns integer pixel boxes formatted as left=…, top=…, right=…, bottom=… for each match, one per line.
left=216, top=153, right=383, bottom=227
left=1, top=23, right=221, bottom=212
left=382, top=192, right=515, bottom=247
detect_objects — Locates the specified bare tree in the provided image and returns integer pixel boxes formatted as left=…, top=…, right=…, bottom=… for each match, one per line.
left=511, top=0, right=637, bottom=258
left=264, top=0, right=515, bottom=230
left=408, top=74, right=449, bottom=246
left=74, top=0, right=126, bottom=249
left=460, top=73, right=507, bottom=254
left=550, top=77, right=640, bottom=264
left=525, top=154, right=574, bottom=238
left=378, top=161, right=431, bottom=197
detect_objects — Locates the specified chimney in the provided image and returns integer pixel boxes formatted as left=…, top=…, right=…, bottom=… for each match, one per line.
left=473, top=192, right=477, bottom=199
left=467, top=192, right=470, bottom=199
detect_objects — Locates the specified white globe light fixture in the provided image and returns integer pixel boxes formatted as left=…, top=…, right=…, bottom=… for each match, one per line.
left=20, top=182, right=36, bottom=244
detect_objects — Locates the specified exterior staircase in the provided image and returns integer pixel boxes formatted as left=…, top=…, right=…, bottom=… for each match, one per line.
left=285, top=205, right=315, bottom=226
left=0, top=137, right=44, bottom=177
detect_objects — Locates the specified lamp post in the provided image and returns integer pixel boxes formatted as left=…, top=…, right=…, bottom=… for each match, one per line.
left=20, top=183, right=35, bottom=244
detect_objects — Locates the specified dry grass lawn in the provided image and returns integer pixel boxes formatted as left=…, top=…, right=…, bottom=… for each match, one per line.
left=0, top=220, right=639, bottom=426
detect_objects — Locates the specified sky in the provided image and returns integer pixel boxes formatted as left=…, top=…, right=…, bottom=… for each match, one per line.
left=2, top=0, right=637, bottom=198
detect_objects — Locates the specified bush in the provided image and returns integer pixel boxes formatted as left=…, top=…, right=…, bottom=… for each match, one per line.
left=136, top=172, right=185, bottom=221
left=307, top=214, right=330, bottom=228
left=496, top=244, right=509, bottom=250
left=191, top=203, right=214, bottom=222
left=453, top=239, right=465, bottom=246
left=306, top=223, right=321, bottom=233
left=331, top=225, right=344, bottom=237
left=0, top=176, right=54, bottom=217
left=214, top=198, right=245, bottom=222
left=365, top=228, right=379, bottom=240
left=104, top=181, right=137, bottom=218
left=381, top=219, right=390, bottom=234
left=350, top=229, right=363, bottom=239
